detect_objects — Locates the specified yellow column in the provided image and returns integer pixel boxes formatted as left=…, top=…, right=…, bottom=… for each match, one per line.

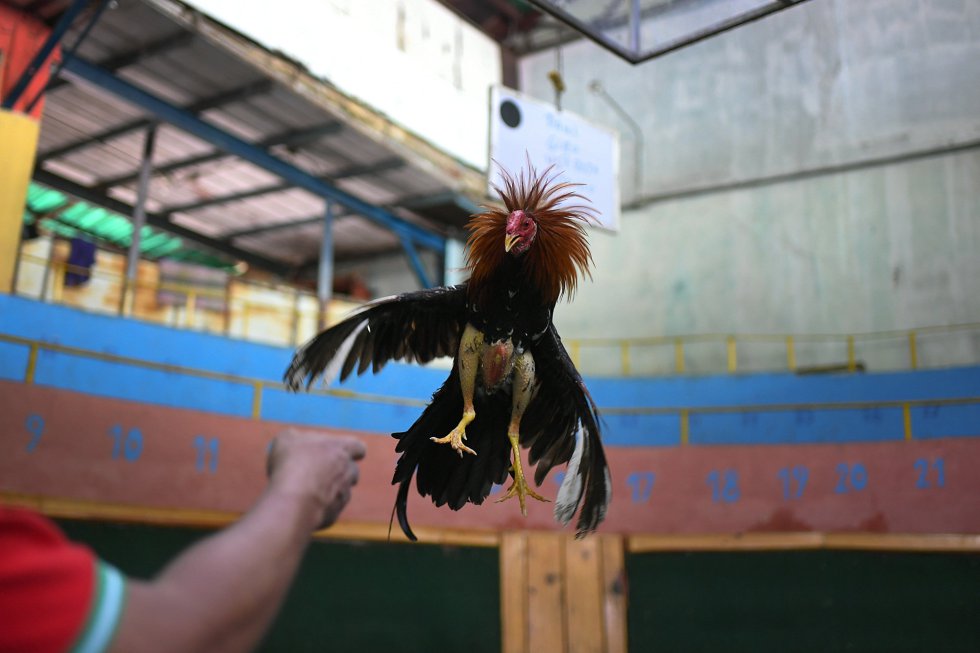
left=0, top=110, right=41, bottom=293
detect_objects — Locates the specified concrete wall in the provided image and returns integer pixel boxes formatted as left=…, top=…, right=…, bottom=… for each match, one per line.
left=518, top=0, right=980, bottom=374
left=185, top=0, right=500, bottom=169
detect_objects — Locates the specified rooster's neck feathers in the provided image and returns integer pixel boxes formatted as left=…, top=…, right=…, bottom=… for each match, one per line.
left=465, top=164, right=595, bottom=306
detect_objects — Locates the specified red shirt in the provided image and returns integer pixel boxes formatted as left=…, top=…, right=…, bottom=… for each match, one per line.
left=0, top=508, right=126, bottom=653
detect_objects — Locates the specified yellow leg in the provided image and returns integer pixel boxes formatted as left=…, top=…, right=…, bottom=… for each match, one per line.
left=430, top=409, right=477, bottom=457
left=497, top=430, right=548, bottom=516
left=496, top=350, right=547, bottom=515
left=431, top=324, right=481, bottom=457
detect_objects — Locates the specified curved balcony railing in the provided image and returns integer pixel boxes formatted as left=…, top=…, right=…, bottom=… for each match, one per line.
left=13, top=244, right=980, bottom=377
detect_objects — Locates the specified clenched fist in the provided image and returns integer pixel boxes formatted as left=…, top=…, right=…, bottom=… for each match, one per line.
left=266, top=429, right=366, bottom=530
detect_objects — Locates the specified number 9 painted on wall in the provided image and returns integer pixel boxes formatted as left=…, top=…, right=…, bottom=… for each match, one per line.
left=25, top=414, right=44, bottom=453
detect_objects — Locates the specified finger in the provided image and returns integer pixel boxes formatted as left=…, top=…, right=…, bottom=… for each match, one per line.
left=337, top=487, right=351, bottom=508
left=265, top=437, right=279, bottom=478
left=348, top=462, right=360, bottom=486
left=338, top=438, right=367, bottom=460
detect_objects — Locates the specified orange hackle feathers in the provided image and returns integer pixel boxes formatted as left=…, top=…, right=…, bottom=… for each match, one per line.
left=466, top=163, right=596, bottom=306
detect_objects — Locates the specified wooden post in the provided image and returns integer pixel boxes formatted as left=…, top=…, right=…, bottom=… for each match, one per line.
left=222, top=278, right=233, bottom=337
left=500, top=532, right=528, bottom=653
left=726, top=336, right=737, bottom=373
left=565, top=536, right=604, bottom=653
left=620, top=342, right=631, bottom=376
left=674, top=338, right=685, bottom=373
left=500, top=532, right=627, bottom=653
left=527, top=533, right=565, bottom=652
left=185, top=290, right=196, bottom=327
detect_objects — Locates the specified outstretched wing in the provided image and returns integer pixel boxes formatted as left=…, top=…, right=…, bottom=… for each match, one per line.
left=285, top=284, right=468, bottom=390
left=523, top=323, right=611, bottom=537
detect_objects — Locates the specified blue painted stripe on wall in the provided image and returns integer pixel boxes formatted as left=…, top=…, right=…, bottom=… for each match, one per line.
left=688, top=408, right=905, bottom=445
left=262, top=388, right=424, bottom=435
left=4, top=295, right=980, bottom=446
left=911, top=404, right=980, bottom=439
left=598, top=414, right=680, bottom=447
left=32, top=350, right=254, bottom=418
left=0, top=341, right=30, bottom=382
left=0, top=295, right=443, bottom=399
left=586, top=368, right=980, bottom=407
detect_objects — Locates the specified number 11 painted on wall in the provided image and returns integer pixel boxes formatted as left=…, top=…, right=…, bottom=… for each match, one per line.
left=194, top=436, right=219, bottom=473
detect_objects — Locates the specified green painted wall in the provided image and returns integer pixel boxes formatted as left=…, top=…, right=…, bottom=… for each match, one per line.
left=57, top=520, right=500, bottom=653
left=627, top=550, right=980, bottom=653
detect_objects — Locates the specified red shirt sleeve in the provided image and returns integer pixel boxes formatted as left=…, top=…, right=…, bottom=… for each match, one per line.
left=0, top=507, right=98, bottom=653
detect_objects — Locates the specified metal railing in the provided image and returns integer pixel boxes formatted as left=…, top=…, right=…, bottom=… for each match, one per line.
left=565, top=324, right=980, bottom=377
left=14, top=248, right=358, bottom=348
left=4, top=331, right=978, bottom=444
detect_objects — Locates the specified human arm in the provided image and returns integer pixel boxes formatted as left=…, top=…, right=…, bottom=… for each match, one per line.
left=108, top=430, right=365, bottom=653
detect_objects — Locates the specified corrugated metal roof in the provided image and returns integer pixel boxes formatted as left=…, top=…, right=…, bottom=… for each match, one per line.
left=23, top=182, right=232, bottom=267
left=17, top=0, right=487, bottom=283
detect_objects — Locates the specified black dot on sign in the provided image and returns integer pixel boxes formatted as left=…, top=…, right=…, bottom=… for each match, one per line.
left=500, top=100, right=521, bottom=128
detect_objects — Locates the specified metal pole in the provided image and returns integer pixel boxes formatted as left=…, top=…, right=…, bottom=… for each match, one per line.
left=122, top=123, right=157, bottom=315
left=400, top=236, right=432, bottom=289
left=629, top=0, right=641, bottom=54
left=317, top=201, right=334, bottom=330
left=290, top=287, right=301, bottom=346
left=40, top=236, right=57, bottom=301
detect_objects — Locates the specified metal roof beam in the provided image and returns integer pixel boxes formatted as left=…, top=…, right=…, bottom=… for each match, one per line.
left=163, top=157, right=406, bottom=214
left=223, top=215, right=329, bottom=240
left=92, top=121, right=344, bottom=190
left=47, top=30, right=194, bottom=92
left=33, top=168, right=291, bottom=276
left=399, top=236, right=432, bottom=288
left=62, top=56, right=445, bottom=253
left=322, top=156, right=406, bottom=179
left=38, top=78, right=273, bottom=162
left=167, top=183, right=295, bottom=214
left=398, top=190, right=482, bottom=214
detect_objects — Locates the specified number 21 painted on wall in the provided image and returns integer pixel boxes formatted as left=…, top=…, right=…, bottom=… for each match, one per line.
left=914, top=458, right=944, bottom=489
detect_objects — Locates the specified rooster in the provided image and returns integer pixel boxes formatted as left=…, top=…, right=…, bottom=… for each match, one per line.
left=285, top=163, right=611, bottom=540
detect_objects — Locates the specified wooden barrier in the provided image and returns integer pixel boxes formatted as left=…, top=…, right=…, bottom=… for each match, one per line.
left=500, top=532, right=627, bottom=653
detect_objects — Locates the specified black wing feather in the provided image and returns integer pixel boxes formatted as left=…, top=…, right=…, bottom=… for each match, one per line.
left=284, top=284, right=468, bottom=390
left=523, top=323, right=611, bottom=536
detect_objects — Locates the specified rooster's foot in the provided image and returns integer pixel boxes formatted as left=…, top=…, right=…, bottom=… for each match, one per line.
left=430, top=410, right=477, bottom=457
left=497, top=435, right=549, bottom=516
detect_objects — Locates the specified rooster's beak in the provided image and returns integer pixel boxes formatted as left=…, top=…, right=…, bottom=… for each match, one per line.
left=504, top=233, right=520, bottom=252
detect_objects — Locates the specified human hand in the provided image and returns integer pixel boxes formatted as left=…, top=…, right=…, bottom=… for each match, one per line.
left=266, top=429, right=366, bottom=530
